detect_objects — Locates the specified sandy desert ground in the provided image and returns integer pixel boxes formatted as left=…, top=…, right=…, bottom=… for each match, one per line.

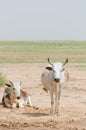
left=0, top=62, right=86, bottom=130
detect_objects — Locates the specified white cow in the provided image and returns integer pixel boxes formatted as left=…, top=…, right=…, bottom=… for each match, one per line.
left=2, top=81, right=32, bottom=108
left=41, top=58, right=69, bottom=116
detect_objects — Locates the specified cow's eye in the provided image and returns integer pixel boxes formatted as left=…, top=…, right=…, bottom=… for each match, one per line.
left=53, top=70, right=55, bottom=72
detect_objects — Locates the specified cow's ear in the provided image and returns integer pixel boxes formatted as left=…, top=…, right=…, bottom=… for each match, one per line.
left=61, top=67, right=65, bottom=72
left=20, top=89, right=27, bottom=97
left=46, top=66, right=52, bottom=71
left=5, top=83, right=11, bottom=87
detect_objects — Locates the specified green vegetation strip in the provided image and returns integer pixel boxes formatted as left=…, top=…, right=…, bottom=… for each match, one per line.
left=0, top=41, right=86, bottom=54
left=0, top=73, right=7, bottom=87
left=0, top=57, right=86, bottom=63
left=0, top=41, right=86, bottom=63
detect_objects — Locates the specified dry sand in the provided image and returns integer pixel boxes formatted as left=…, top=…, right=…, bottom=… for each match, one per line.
left=0, top=63, right=86, bottom=130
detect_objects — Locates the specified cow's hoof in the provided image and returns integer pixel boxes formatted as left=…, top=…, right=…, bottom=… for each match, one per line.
left=55, top=112, right=60, bottom=116
left=49, top=111, right=54, bottom=116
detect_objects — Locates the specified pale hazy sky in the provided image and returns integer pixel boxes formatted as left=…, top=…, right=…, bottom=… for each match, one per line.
left=0, top=0, right=86, bottom=40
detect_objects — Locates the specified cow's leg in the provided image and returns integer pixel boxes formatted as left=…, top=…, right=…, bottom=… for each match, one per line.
left=19, top=101, right=24, bottom=108
left=12, top=103, right=16, bottom=108
left=55, top=90, right=58, bottom=114
left=56, top=85, right=62, bottom=115
left=50, top=91, right=54, bottom=116
left=27, top=96, right=32, bottom=106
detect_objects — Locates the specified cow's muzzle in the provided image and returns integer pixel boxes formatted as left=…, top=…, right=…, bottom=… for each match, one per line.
left=54, top=78, right=60, bottom=83
left=17, top=96, right=21, bottom=99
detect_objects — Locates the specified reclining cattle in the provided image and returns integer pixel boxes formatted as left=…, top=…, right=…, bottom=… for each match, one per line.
left=2, top=81, right=32, bottom=108
left=41, top=58, right=69, bottom=116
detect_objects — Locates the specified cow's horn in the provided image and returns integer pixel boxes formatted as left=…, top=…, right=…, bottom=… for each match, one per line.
left=63, top=58, right=68, bottom=66
left=48, top=57, right=53, bottom=66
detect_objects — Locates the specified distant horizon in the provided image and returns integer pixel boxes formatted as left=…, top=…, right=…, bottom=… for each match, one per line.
left=0, top=40, right=86, bottom=42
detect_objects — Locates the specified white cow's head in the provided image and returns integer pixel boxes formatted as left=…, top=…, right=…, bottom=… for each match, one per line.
left=46, top=58, right=68, bottom=82
left=5, top=81, right=22, bottom=99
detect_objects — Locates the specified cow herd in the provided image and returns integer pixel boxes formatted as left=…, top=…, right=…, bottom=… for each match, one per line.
left=1, top=58, right=69, bottom=116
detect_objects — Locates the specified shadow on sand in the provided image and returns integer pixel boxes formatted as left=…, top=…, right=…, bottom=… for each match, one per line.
left=22, top=112, right=49, bottom=117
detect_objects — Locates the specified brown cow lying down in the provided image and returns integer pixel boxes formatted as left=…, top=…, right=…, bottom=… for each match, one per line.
left=2, top=81, right=32, bottom=108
